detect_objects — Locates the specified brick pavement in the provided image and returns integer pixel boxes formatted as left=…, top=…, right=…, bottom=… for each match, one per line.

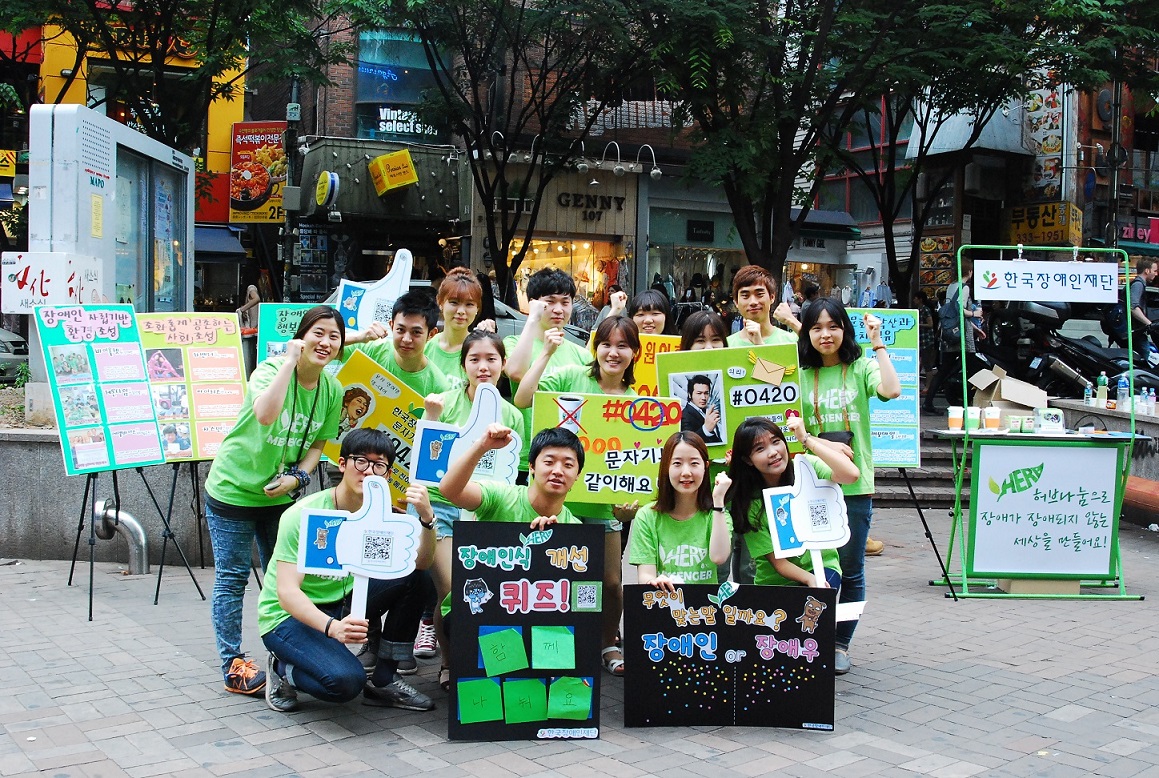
left=2, top=506, right=1159, bottom=777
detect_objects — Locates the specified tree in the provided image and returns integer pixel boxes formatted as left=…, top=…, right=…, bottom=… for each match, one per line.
left=636, top=0, right=914, bottom=283
left=0, top=0, right=356, bottom=151
left=351, top=0, right=644, bottom=305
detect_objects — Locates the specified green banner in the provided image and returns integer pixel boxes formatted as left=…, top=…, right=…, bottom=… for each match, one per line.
left=530, top=392, right=683, bottom=504
left=35, top=305, right=165, bottom=476
left=138, top=313, right=248, bottom=462
left=847, top=308, right=921, bottom=469
left=256, top=303, right=318, bottom=362
left=656, top=343, right=804, bottom=453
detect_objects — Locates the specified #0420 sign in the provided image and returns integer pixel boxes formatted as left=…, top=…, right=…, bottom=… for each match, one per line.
left=656, top=343, right=804, bottom=453
left=35, top=305, right=165, bottom=476
left=623, top=583, right=836, bottom=730
left=449, top=522, right=604, bottom=741
left=847, top=308, right=920, bottom=469
left=530, top=392, right=683, bottom=504
left=138, top=313, right=247, bottom=461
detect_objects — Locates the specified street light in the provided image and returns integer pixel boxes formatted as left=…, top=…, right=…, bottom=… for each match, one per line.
left=634, top=144, right=662, bottom=179
left=599, top=142, right=625, bottom=177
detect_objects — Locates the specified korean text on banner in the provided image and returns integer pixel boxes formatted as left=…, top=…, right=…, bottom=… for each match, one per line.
left=35, top=305, right=165, bottom=476
left=228, top=121, right=287, bottom=224
left=974, top=260, right=1119, bottom=303
left=848, top=308, right=920, bottom=468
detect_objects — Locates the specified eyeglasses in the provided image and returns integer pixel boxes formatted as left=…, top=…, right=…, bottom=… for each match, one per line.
left=348, top=456, right=390, bottom=475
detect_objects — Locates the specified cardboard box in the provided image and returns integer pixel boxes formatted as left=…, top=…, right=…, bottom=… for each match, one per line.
left=969, top=366, right=1048, bottom=427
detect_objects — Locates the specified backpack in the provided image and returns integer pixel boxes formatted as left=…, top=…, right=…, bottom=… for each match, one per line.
left=939, top=283, right=962, bottom=345
left=1102, top=278, right=1137, bottom=347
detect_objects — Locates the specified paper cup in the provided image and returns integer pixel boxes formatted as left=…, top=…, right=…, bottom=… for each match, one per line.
left=965, top=407, right=982, bottom=430
left=947, top=406, right=964, bottom=430
left=556, top=395, right=585, bottom=434
left=984, top=406, right=1002, bottom=429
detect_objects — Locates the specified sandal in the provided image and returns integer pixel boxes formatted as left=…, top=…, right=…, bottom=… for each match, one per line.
left=601, top=646, right=625, bottom=677
left=439, top=666, right=451, bottom=692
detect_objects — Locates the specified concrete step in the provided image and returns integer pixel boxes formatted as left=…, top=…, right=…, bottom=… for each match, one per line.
left=874, top=483, right=970, bottom=509
left=876, top=465, right=962, bottom=481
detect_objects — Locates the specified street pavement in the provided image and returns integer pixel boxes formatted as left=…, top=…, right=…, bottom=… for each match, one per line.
left=2, top=505, right=1159, bottom=778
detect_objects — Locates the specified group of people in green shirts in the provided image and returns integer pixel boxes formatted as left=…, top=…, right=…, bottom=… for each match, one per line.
left=202, top=260, right=899, bottom=714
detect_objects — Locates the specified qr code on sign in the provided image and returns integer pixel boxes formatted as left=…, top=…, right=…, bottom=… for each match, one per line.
left=373, top=298, right=396, bottom=324
left=362, top=532, right=394, bottom=564
left=808, top=500, right=830, bottom=530
left=476, top=449, right=496, bottom=474
left=572, top=582, right=601, bottom=612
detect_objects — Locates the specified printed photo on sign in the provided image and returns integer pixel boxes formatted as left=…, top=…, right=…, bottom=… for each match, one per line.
left=337, top=385, right=375, bottom=439
left=668, top=370, right=726, bottom=446
left=152, top=385, right=189, bottom=421
left=50, top=345, right=93, bottom=385
left=145, top=348, right=185, bottom=381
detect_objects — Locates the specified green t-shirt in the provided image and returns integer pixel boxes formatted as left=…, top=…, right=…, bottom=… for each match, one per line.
left=503, top=334, right=592, bottom=470
left=799, top=357, right=884, bottom=496
left=205, top=358, right=342, bottom=507
left=440, top=481, right=580, bottom=617
left=628, top=504, right=728, bottom=584
left=257, top=489, right=350, bottom=635
left=428, top=387, right=526, bottom=505
left=424, top=337, right=466, bottom=389
left=741, top=453, right=842, bottom=587
left=345, top=340, right=452, bottom=398
left=727, top=325, right=798, bottom=347
left=538, top=365, right=635, bottom=522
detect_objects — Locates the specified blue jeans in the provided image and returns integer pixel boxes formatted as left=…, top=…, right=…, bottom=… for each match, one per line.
left=261, top=572, right=427, bottom=703
left=206, top=501, right=281, bottom=678
left=836, top=494, right=872, bottom=651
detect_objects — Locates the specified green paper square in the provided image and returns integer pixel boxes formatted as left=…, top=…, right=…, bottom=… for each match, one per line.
left=548, top=676, right=593, bottom=720
left=457, top=678, right=503, bottom=724
left=502, top=678, right=548, bottom=724
left=478, top=628, right=530, bottom=677
left=531, top=626, right=575, bottom=670
left=570, top=581, right=603, bottom=613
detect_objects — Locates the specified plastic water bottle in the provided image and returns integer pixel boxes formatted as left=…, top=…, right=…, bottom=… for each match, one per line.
left=1096, top=372, right=1109, bottom=407
left=1084, top=384, right=1093, bottom=406
left=1150, top=388, right=1156, bottom=416
left=1117, top=375, right=1130, bottom=409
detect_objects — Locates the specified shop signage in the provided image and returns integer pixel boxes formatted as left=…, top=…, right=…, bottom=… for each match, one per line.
left=686, top=219, right=715, bottom=243
left=1003, top=202, right=1082, bottom=246
left=228, top=121, right=287, bottom=224
left=315, top=170, right=340, bottom=208
left=373, top=106, right=438, bottom=138
left=368, top=149, right=419, bottom=196
left=1121, top=219, right=1159, bottom=244
left=555, top=192, right=626, bottom=222
left=973, top=259, right=1118, bottom=303
left=1, top=252, right=102, bottom=313
left=0, top=149, right=15, bottom=177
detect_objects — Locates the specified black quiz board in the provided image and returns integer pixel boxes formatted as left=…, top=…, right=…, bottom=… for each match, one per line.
left=448, top=522, right=604, bottom=741
left=623, top=583, right=837, bottom=730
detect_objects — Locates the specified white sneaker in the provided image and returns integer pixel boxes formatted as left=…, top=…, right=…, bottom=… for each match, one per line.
left=413, top=619, right=438, bottom=658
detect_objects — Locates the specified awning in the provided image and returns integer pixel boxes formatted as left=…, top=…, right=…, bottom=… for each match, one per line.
left=1091, top=238, right=1159, bottom=257
left=792, top=208, right=862, bottom=241
left=906, top=100, right=1033, bottom=159
left=194, top=225, right=246, bottom=257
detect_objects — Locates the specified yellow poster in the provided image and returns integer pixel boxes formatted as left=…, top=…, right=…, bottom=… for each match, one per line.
left=632, top=334, right=681, bottom=396
left=0, top=149, right=15, bottom=177
left=90, top=194, right=104, bottom=239
left=323, top=350, right=424, bottom=507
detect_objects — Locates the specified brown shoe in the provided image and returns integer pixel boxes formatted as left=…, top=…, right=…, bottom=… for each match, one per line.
left=865, top=538, right=884, bottom=556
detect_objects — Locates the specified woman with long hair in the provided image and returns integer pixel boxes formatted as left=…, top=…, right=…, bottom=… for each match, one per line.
left=205, top=305, right=345, bottom=696
left=796, top=298, right=900, bottom=674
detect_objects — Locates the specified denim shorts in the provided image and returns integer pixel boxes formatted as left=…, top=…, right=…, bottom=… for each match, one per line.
left=432, top=501, right=460, bottom=540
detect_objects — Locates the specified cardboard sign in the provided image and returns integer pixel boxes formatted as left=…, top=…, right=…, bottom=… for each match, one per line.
left=529, top=392, right=683, bottom=504
left=411, top=383, right=521, bottom=488
left=335, top=248, right=413, bottom=332
left=297, top=475, right=422, bottom=618
left=138, top=313, right=247, bottom=461
left=35, top=305, right=165, bottom=476
left=228, top=121, right=287, bottom=223
left=450, top=522, right=604, bottom=741
left=255, top=303, right=320, bottom=362
left=656, top=344, right=804, bottom=453
left=632, top=334, right=681, bottom=396
left=323, top=350, right=424, bottom=506
left=623, top=583, right=836, bottom=729
left=368, top=149, right=419, bottom=195
left=847, top=308, right=921, bottom=468
left=763, top=458, right=851, bottom=583
left=973, top=260, right=1119, bottom=303
left=2, top=251, right=103, bottom=314
left=968, top=441, right=1121, bottom=578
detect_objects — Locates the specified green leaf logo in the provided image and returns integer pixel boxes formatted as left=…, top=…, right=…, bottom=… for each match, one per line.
left=989, top=477, right=1000, bottom=495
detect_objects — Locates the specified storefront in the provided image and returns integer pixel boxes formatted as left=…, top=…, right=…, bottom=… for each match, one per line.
left=472, top=169, right=637, bottom=319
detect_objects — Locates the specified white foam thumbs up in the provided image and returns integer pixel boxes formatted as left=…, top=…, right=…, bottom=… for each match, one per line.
left=410, top=383, right=522, bottom=487
left=332, top=475, right=422, bottom=579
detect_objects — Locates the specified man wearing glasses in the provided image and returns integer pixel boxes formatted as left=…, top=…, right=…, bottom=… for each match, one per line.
left=256, top=429, right=438, bottom=712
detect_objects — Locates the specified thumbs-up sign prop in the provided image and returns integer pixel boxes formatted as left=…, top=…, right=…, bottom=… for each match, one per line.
left=297, top=475, right=422, bottom=619
left=762, top=457, right=851, bottom=587
left=411, top=383, right=522, bottom=487
left=336, top=248, right=414, bottom=332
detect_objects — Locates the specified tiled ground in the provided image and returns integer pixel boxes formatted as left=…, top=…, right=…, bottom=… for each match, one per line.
left=2, top=506, right=1158, bottom=777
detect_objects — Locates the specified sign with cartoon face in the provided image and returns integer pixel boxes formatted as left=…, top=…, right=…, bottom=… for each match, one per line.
left=411, top=383, right=521, bottom=488
left=335, top=248, right=413, bottom=332
left=449, top=522, right=604, bottom=741
left=297, top=474, right=422, bottom=618
left=623, top=583, right=836, bottom=729
left=656, top=343, right=804, bottom=453
left=763, top=457, right=851, bottom=560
